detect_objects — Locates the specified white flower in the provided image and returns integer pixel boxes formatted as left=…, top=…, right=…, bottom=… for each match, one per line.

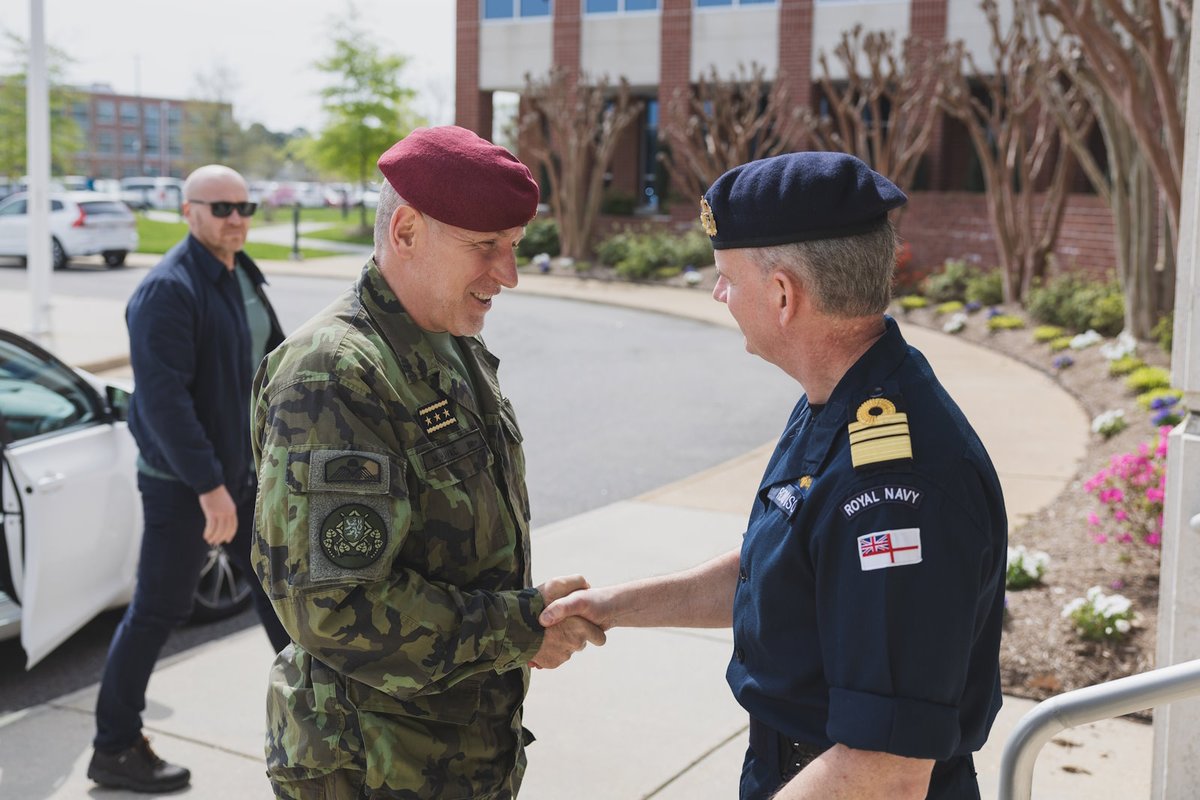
left=942, top=312, right=968, bottom=334
left=1061, top=598, right=1085, bottom=617
left=1070, top=329, right=1104, bottom=350
left=1115, top=619, right=1132, bottom=633
left=1100, top=331, right=1138, bottom=361
left=1091, top=409, right=1126, bottom=434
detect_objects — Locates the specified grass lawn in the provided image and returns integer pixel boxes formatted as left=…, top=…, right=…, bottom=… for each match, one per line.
left=302, top=225, right=374, bottom=246
left=136, top=216, right=341, bottom=260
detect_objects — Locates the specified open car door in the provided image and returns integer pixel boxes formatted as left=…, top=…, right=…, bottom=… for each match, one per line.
left=0, top=331, right=139, bottom=667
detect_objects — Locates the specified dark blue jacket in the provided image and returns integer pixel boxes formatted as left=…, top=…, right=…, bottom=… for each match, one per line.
left=127, top=235, right=284, bottom=494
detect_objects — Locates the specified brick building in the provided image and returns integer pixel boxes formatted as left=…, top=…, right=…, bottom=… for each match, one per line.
left=454, top=0, right=1116, bottom=275
left=66, top=84, right=233, bottom=180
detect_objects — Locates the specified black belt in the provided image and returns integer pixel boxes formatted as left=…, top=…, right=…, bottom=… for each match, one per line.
left=749, top=718, right=827, bottom=782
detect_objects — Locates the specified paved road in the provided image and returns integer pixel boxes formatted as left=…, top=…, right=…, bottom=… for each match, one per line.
left=0, top=263, right=799, bottom=711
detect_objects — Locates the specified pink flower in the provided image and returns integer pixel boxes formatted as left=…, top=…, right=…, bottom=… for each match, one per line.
left=1146, top=488, right=1165, bottom=503
left=1114, top=509, right=1128, bottom=521
left=1146, top=533, right=1162, bottom=546
left=1093, top=533, right=1109, bottom=544
left=1119, top=533, right=1134, bottom=544
left=1087, top=512, right=1100, bottom=526
left=1111, top=579, right=1125, bottom=590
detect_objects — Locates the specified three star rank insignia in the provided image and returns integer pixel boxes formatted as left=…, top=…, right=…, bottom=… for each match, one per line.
left=419, top=397, right=458, bottom=435
left=848, top=397, right=913, bottom=469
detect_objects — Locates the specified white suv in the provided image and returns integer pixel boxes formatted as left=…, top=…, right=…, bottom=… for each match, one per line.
left=0, top=191, right=139, bottom=269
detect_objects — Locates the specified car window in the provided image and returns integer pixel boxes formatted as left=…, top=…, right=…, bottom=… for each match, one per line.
left=0, top=337, right=101, bottom=444
left=79, top=201, right=132, bottom=216
left=50, top=200, right=64, bottom=212
left=0, top=199, right=27, bottom=216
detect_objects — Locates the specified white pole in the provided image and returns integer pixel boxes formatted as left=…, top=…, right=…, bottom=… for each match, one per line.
left=1151, top=8, right=1200, bottom=796
left=25, top=0, right=52, bottom=343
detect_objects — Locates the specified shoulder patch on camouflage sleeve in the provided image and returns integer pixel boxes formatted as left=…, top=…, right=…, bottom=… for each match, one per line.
left=309, top=449, right=390, bottom=494
left=319, top=503, right=387, bottom=568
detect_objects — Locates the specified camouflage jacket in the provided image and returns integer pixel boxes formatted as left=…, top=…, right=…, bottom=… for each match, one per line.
left=252, top=259, right=545, bottom=798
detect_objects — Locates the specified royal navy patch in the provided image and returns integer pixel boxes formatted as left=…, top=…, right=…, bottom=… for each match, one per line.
left=848, top=397, right=913, bottom=469
left=320, top=503, right=387, bottom=569
left=840, top=484, right=923, bottom=519
left=418, top=396, right=458, bottom=435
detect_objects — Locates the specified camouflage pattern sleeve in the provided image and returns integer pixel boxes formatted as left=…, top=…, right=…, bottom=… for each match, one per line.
left=252, top=348, right=545, bottom=700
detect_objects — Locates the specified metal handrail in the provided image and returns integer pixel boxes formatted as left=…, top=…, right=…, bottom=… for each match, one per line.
left=998, top=658, right=1200, bottom=799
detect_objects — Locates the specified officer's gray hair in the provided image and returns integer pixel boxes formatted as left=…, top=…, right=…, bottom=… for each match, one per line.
left=748, top=220, right=897, bottom=317
left=373, top=182, right=409, bottom=250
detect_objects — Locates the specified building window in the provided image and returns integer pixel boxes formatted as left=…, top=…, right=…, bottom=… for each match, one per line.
left=120, top=101, right=140, bottom=125
left=71, top=101, right=90, bottom=133
left=96, top=101, right=115, bottom=124
left=98, top=131, right=114, bottom=153
left=483, top=0, right=552, bottom=19
left=122, top=133, right=140, bottom=154
left=695, top=0, right=774, bottom=6
left=587, top=0, right=657, bottom=10
left=168, top=106, right=182, bottom=124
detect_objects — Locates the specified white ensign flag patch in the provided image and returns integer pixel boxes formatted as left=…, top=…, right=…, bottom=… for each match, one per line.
left=857, top=528, right=922, bottom=571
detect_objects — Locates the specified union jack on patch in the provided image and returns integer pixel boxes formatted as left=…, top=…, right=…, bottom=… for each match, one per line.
left=856, top=528, right=922, bottom=571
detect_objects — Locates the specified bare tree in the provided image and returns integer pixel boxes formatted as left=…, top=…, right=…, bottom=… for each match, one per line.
left=659, top=63, right=806, bottom=203
left=520, top=68, right=641, bottom=260
left=807, top=26, right=942, bottom=193
left=1037, top=0, right=1189, bottom=250
left=185, top=63, right=242, bottom=169
left=937, top=0, right=1082, bottom=303
left=1036, top=24, right=1162, bottom=337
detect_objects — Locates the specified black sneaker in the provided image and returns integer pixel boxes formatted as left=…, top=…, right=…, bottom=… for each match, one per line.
left=87, top=735, right=191, bottom=793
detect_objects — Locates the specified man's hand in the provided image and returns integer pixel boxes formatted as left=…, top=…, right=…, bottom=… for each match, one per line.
left=530, top=575, right=607, bottom=669
left=198, top=485, right=237, bottom=545
left=539, top=585, right=620, bottom=630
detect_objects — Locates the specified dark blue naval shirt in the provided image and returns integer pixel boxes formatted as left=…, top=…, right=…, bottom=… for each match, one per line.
left=728, top=317, right=1006, bottom=762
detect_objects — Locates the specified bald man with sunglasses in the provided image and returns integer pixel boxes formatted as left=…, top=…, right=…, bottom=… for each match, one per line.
left=88, top=164, right=290, bottom=793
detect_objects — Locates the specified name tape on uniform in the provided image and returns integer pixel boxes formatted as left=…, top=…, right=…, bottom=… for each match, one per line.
left=840, top=484, right=923, bottom=519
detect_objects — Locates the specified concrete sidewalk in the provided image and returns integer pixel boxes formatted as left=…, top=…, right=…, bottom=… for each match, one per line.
left=0, top=256, right=1153, bottom=798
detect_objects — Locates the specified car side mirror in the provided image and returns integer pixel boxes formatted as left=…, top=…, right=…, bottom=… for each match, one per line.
left=106, top=385, right=131, bottom=423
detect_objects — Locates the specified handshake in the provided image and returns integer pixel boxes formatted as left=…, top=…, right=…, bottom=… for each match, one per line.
left=528, top=574, right=615, bottom=670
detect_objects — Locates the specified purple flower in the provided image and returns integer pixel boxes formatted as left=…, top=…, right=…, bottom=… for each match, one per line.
left=1110, top=579, right=1125, bottom=590
left=1150, top=396, right=1177, bottom=410
left=965, top=301, right=983, bottom=313
left=986, top=306, right=1002, bottom=319
left=1053, top=355, right=1074, bottom=370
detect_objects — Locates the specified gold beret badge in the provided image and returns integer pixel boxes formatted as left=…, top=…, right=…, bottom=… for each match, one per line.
left=700, top=197, right=717, bottom=237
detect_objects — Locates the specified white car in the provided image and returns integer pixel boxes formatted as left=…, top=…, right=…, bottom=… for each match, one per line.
left=0, top=330, right=252, bottom=668
left=0, top=191, right=139, bottom=269
left=118, top=176, right=184, bottom=211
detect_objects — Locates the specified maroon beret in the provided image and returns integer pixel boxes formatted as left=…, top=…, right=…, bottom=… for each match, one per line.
left=377, top=126, right=540, bottom=232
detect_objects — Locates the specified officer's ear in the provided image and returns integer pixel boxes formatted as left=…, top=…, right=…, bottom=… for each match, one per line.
left=772, top=269, right=802, bottom=327
left=389, top=205, right=422, bottom=257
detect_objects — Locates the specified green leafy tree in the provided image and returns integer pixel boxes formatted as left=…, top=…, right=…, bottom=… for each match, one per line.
left=0, top=33, right=84, bottom=180
left=312, top=17, right=424, bottom=229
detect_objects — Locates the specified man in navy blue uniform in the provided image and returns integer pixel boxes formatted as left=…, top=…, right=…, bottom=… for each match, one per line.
left=541, top=152, right=1007, bottom=799
left=88, top=164, right=291, bottom=793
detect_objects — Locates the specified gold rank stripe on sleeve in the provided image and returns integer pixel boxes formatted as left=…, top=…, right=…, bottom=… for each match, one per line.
left=418, top=398, right=458, bottom=435
left=848, top=412, right=913, bottom=468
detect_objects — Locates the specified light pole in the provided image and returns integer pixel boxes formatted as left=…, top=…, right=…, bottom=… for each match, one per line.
left=25, top=0, right=52, bottom=344
left=1151, top=9, right=1200, bottom=796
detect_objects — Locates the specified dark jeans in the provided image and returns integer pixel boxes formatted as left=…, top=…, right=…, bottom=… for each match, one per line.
left=93, top=473, right=289, bottom=752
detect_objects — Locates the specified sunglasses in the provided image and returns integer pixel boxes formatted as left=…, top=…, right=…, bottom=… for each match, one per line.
left=188, top=199, right=258, bottom=218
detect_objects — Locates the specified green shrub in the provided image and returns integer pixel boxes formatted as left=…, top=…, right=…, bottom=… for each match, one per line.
left=1026, top=274, right=1125, bottom=335
left=516, top=217, right=561, bottom=259
left=595, top=226, right=711, bottom=280
left=922, top=259, right=973, bottom=302
left=1136, top=387, right=1183, bottom=411
left=1152, top=313, right=1174, bottom=353
left=936, top=301, right=965, bottom=315
left=1108, top=356, right=1146, bottom=377
left=899, top=296, right=929, bottom=311
left=1125, top=366, right=1172, bottom=394
left=601, top=192, right=638, bottom=216
left=965, top=270, right=1004, bottom=305
left=1049, top=336, right=1072, bottom=352
left=987, top=315, right=1025, bottom=331
left=1033, top=325, right=1065, bottom=343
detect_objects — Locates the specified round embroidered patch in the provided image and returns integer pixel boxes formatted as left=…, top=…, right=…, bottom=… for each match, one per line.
left=855, top=397, right=897, bottom=425
left=320, top=504, right=387, bottom=569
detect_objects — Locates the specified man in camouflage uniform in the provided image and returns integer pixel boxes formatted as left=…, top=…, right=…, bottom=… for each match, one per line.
left=252, top=126, right=605, bottom=799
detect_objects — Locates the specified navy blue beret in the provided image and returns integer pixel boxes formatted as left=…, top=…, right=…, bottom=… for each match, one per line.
left=701, top=152, right=907, bottom=249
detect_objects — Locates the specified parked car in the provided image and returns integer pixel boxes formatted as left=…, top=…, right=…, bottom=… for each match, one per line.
left=0, top=191, right=138, bottom=269
left=118, top=176, right=184, bottom=211
left=0, top=330, right=254, bottom=668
